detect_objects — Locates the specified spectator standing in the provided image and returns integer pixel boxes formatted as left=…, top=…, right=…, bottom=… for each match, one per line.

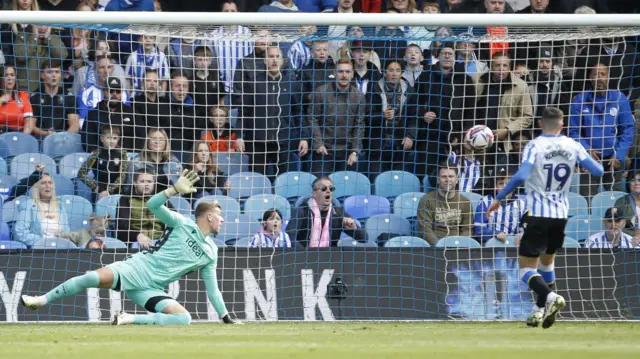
left=300, top=40, right=336, bottom=103
left=232, top=28, right=270, bottom=109
left=288, top=26, right=316, bottom=72
left=0, top=65, right=42, bottom=136
left=306, top=59, right=365, bottom=177
left=259, top=0, right=300, bottom=12
left=568, top=63, right=634, bottom=198
left=77, top=125, right=128, bottom=201
left=474, top=52, right=534, bottom=156
left=296, top=0, right=337, bottom=12
left=13, top=25, right=68, bottom=92
left=132, top=69, right=163, bottom=150
left=249, top=208, right=293, bottom=248
left=192, top=46, right=225, bottom=116
left=30, top=60, right=79, bottom=134
left=402, top=44, right=424, bottom=89
left=448, top=145, right=484, bottom=193
left=517, top=0, right=550, bottom=13
left=125, top=34, right=169, bottom=97
left=14, top=172, right=71, bottom=247
left=585, top=207, right=639, bottom=249
left=455, top=35, right=488, bottom=76
left=351, top=40, right=382, bottom=99
left=416, top=162, right=473, bottom=245
left=210, top=0, right=253, bottom=93
left=201, top=105, right=239, bottom=153
left=0, top=0, right=40, bottom=64
left=39, top=0, right=80, bottom=11
left=81, top=77, right=136, bottom=152
left=327, top=0, right=357, bottom=58
left=235, top=47, right=306, bottom=180
left=286, top=177, right=367, bottom=247
left=72, top=39, right=127, bottom=96
left=167, top=34, right=215, bottom=73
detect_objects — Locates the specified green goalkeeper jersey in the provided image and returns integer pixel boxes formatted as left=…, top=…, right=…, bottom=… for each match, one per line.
left=109, top=192, right=228, bottom=316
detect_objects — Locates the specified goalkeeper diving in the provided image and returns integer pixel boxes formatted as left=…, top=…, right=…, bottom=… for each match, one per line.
left=21, top=170, right=240, bottom=325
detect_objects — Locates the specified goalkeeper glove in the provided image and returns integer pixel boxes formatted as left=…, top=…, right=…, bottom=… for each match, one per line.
left=221, top=314, right=241, bottom=325
left=164, top=169, right=200, bottom=198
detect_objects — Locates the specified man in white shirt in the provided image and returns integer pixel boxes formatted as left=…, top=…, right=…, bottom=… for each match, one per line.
left=585, top=207, right=639, bottom=249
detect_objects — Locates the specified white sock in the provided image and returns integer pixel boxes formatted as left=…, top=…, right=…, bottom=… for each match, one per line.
left=539, top=262, right=554, bottom=272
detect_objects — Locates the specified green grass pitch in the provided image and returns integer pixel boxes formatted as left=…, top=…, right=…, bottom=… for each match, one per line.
left=0, top=322, right=637, bottom=358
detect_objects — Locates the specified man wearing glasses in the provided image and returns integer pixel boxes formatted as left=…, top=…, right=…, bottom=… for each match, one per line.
left=286, top=177, right=367, bottom=247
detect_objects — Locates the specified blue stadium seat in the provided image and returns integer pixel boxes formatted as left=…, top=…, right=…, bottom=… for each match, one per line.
left=10, top=153, right=56, bottom=180
left=0, top=221, right=10, bottom=242
left=0, top=174, right=18, bottom=197
left=32, top=237, right=78, bottom=249
left=337, top=238, right=378, bottom=248
left=42, top=132, right=84, bottom=159
left=567, top=192, right=589, bottom=217
left=591, top=191, right=626, bottom=218
left=194, top=195, right=241, bottom=219
left=213, top=237, right=227, bottom=247
left=569, top=173, right=581, bottom=194
left=329, top=171, right=371, bottom=199
left=102, top=237, right=128, bottom=249
left=0, top=133, right=39, bottom=159
left=68, top=215, right=90, bottom=232
left=485, top=237, right=516, bottom=247
left=384, top=236, right=430, bottom=248
left=0, top=241, right=27, bottom=250
left=169, top=196, right=192, bottom=217
left=422, top=175, right=436, bottom=193
left=563, top=237, right=582, bottom=248
left=343, top=195, right=391, bottom=220
left=0, top=157, right=7, bottom=175
left=58, top=195, right=93, bottom=219
left=74, top=179, right=93, bottom=203
left=565, top=215, right=604, bottom=242
left=233, top=237, right=253, bottom=247
left=2, top=196, right=27, bottom=223
left=274, top=171, right=317, bottom=200
left=460, top=192, right=483, bottom=212
left=95, top=195, right=121, bottom=218
left=374, top=171, right=421, bottom=199
left=294, top=194, right=341, bottom=208
left=217, top=214, right=260, bottom=242
left=365, top=214, right=411, bottom=243
left=244, top=194, right=291, bottom=222
left=213, top=152, right=250, bottom=176
left=227, top=172, right=272, bottom=199
left=58, top=152, right=90, bottom=179
left=26, top=174, right=74, bottom=197
left=435, top=236, right=482, bottom=248
left=393, top=192, right=426, bottom=219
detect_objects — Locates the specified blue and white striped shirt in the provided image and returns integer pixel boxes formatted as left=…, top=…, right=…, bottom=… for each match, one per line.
left=449, top=152, right=482, bottom=193
left=474, top=195, right=524, bottom=242
left=521, top=135, right=588, bottom=219
left=124, top=47, right=169, bottom=96
left=585, top=231, right=638, bottom=249
left=288, top=40, right=312, bottom=71
left=249, top=231, right=292, bottom=248
left=209, top=26, right=253, bottom=93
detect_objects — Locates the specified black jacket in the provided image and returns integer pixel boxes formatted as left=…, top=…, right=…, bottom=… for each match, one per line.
left=301, top=58, right=336, bottom=99
left=159, top=95, right=206, bottom=154
left=232, top=50, right=266, bottom=106
left=286, top=202, right=367, bottom=247
left=132, top=93, right=164, bottom=150
left=238, top=70, right=304, bottom=144
left=82, top=100, right=135, bottom=152
left=367, top=78, right=413, bottom=153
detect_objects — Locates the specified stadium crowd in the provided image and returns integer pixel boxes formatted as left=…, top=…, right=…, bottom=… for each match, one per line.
left=0, top=0, right=639, bottom=250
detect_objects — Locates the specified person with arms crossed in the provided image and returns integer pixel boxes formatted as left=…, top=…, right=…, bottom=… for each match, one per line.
left=488, top=107, right=604, bottom=329
left=21, top=170, right=240, bottom=326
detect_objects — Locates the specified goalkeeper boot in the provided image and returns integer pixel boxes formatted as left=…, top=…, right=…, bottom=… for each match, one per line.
left=20, top=295, right=45, bottom=310
left=112, top=312, right=135, bottom=326
left=526, top=305, right=544, bottom=327
left=542, top=293, right=566, bottom=329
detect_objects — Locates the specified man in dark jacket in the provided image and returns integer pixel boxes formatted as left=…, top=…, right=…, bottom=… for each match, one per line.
left=81, top=77, right=136, bottom=152
left=306, top=59, right=366, bottom=177
left=286, top=176, right=367, bottom=247
left=235, top=47, right=308, bottom=180
left=231, top=29, right=270, bottom=108
left=517, top=0, right=551, bottom=13
left=132, top=69, right=163, bottom=150
left=407, top=44, right=476, bottom=180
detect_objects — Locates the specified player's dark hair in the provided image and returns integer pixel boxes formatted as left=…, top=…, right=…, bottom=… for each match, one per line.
left=541, top=107, right=564, bottom=130
left=262, top=208, right=283, bottom=229
left=195, top=202, right=222, bottom=218
left=312, top=176, right=332, bottom=190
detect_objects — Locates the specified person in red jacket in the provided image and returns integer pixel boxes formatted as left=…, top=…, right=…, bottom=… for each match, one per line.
left=0, top=65, right=47, bottom=136
left=201, top=105, right=239, bottom=153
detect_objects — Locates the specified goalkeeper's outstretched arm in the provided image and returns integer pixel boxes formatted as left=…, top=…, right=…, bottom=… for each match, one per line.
left=201, top=263, right=239, bottom=324
left=147, top=170, right=200, bottom=227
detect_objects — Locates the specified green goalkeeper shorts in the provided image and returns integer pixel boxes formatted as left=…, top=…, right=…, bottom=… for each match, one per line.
left=107, top=261, right=179, bottom=313
left=127, top=288, right=178, bottom=313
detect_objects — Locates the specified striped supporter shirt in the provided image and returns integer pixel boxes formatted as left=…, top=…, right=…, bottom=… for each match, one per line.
left=209, top=26, right=253, bottom=93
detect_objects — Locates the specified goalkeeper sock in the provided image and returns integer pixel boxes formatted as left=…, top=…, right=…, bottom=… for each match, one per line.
left=132, top=312, right=192, bottom=325
left=520, top=267, right=551, bottom=308
left=44, top=271, right=100, bottom=304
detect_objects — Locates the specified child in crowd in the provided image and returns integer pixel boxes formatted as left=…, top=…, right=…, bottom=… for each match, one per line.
left=249, top=208, right=292, bottom=248
left=77, top=125, right=128, bottom=202
left=201, top=105, right=239, bottom=152
left=183, top=140, right=230, bottom=201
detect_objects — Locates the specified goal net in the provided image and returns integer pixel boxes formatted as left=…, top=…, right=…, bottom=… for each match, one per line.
left=0, top=12, right=639, bottom=322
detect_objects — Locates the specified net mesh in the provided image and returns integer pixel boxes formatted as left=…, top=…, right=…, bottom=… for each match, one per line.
left=0, top=19, right=639, bottom=322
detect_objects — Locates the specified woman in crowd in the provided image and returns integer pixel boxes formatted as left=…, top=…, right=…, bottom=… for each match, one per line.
left=13, top=172, right=71, bottom=247
left=0, top=65, right=50, bottom=136
left=129, top=128, right=181, bottom=191
left=182, top=140, right=230, bottom=202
